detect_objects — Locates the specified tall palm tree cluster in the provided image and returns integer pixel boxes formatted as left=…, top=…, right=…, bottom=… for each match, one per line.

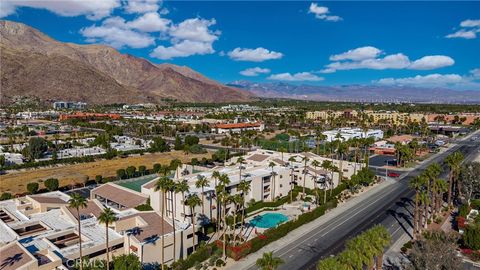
left=317, top=225, right=391, bottom=270
left=409, top=151, right=464, bottom=240
left=68, top=193, right=118, bottom=270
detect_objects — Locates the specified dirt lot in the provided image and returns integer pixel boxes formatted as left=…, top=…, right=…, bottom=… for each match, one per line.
left=0, top=151, right=212, bottom=194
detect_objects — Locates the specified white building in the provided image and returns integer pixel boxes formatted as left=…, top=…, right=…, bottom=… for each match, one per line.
left=322, top=128, right=384, bottom=142
left=212, top=122, right=264, bottom=134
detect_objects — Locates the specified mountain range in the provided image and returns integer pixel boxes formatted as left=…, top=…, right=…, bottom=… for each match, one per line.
left=228, top=81, right=480, bottom=104
left=0, top=20, right=252, bottom=105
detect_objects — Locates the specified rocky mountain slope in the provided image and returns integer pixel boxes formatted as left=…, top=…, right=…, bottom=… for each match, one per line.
left=0, top=20, right=252, bottom=105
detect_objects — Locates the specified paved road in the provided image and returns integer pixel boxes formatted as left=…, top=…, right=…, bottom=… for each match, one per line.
left=245, top=131, right=480, bottom=270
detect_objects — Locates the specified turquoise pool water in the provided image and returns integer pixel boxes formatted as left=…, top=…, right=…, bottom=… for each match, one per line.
left=249, top=213, right=288, bottom=228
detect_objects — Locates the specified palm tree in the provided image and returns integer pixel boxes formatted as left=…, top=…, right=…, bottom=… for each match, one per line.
left=185, top=194, right=201, bottom=252
left=445, top=151, right=464, bottom=207
left=409, top=175, right=425, bottom=239
left=98, top=208, right=117, bottom=270
left=256, top=251, right=284, bottom=270
left=321, top=160, right=333, bottom=204
left=68, top=193, right=87, bottom=270
left=269, top=161, right=277, bottom=200
left=176, top=180, right=189, bottom=221
left=311, top=160, right=321, bottom=205
left=154, top=176, right=173, bottom=269
left=288, top=156, right=296, bottom=203
left=339, top=249, right=363, bottom=270
left=218, top=174, right=231, bottom=258
left=317, top=257, right=346, bottom=270
left=337, top=142, right=348, bottom=181
left=368, top=225, right=392, bottom=270
left=424, top=163, right=441, bottom=223
left=170, top=159, right=182, bottom=179
left=237, top=179, right=251, bottom=242
left=434, top=178, right=448, bottom=213
left=302, top=155, right=309, bottom=198
left=195, top=175, right=209, bottom=233
left=212, top=170, right=221, bottom=231
left=237, top=156, right=246, bottom=182
left=419, top=189, right=429, bottom=230
left=347, top=235, right=375, bottom=269
left=171, top=182, right=180, bottom=263
left=231, top=194, right=243, bottom=244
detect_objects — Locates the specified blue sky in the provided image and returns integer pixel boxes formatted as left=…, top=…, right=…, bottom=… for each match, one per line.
left=2, top=0, right=480, bottom=90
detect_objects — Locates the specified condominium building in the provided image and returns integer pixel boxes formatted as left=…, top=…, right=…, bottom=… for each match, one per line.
left=306, top=110, right=425, bottom=125
left=322, top=128, right=384, bottom=142
left=0, top=192, right=124, bottom=269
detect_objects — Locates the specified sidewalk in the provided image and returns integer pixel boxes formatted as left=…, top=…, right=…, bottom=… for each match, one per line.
left=225, top=178, right=397, bottom=269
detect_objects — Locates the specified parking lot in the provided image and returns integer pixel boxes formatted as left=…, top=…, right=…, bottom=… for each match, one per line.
left=369, top=154, right=397, bottom=167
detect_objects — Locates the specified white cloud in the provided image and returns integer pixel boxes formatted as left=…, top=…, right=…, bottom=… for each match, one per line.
left=446, top=19, right=480, bottom=39
left=169, top=18, right=219, bottom=43
left=150, top=40, right=214, bottom=60
left=239, top=67, right=271, bottom=77
left=374, top=70, right=480, bottom=89
left=80, top=17, right=155, bottom=48
left=460, top=19, right=480, bottom=28
left=127, top=12, right=170, bottom=32
left=409, top=55, right=455, bottom=70
left=329, top=46, right=382, bottom=61
left=268, top=72, right=323, bottom=82
left=375, top=74, right=463, bottom=86
left=470, top=68, right=480, bottom=78
left=124, top=0, right=161, bottom=14
left=308, top=3, right=342, bottom=22
left=228, top=47, right=283, bottom=62
left=323, top=46, right=454, bottom=72
left=149, top=17, right=220, bottom=59
left=0, top=0, right=120, bottom=20
left=446, top=29, right=478, bottom=39
left=325, top=53, right=411, bottom=71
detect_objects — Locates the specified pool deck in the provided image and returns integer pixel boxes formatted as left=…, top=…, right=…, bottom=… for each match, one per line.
left=238, top=200, right=317, bottom=241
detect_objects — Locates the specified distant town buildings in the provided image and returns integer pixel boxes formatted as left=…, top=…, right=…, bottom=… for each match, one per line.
left=212, top=122, right=265, bottom=134
left=53, top=101, right=87, bottom=110
left=59, top=112, right=121, bottom=121
left=306, top=110, right=480, bottom=126
left=306, top=110, right=424, bottom=125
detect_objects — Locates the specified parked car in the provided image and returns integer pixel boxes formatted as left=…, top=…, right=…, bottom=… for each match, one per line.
left=387, top=172, right=401, bottom=178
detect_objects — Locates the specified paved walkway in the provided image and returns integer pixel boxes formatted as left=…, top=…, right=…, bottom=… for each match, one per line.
left=225, top=178, right=397, bottom=269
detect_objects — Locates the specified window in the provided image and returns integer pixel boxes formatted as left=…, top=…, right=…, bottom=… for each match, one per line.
left=280, top=184, right=283, bottom=188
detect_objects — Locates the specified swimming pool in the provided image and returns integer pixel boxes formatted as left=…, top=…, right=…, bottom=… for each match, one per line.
left=249, top=213, right=288, bottom=228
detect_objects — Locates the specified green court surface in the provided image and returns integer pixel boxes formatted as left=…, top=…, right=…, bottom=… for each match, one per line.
left=117, top=175, right=158, bottom=192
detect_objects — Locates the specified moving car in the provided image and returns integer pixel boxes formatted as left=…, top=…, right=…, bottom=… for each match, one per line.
left=387, top=172, right=401, bottom=178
